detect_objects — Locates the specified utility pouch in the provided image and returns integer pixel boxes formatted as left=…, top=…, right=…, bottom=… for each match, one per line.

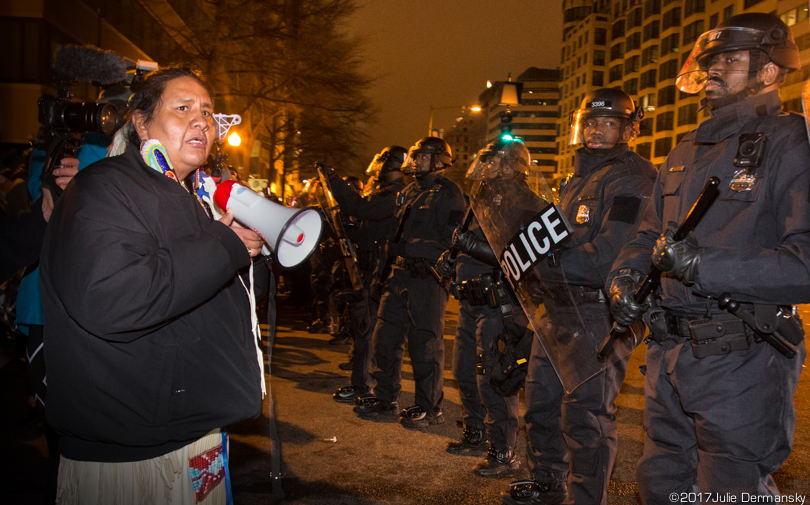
left=479, top=272, right=510, bottom=309
left=477, top=349, right=496, bottom=376
left=689, top=317, right=750, bottom=359
left=645, top=308, right=667, bottom=344
left=776, top=308, right=805, bottom=346
left=755, top=305, right=805, bottom=346
left=454, top=279, right=489, bottom=306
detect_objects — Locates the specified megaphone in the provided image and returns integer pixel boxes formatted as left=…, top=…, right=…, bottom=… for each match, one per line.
left=214, top=180, right=322, bottom=268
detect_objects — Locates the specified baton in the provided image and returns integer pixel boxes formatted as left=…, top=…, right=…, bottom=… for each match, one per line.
left=430, top=208, right=475, bottom=285
left=598, top=176, right=721, bottom=358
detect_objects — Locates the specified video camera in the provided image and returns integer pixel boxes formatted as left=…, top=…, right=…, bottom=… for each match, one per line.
left=37, top=45, right=158, bottom=196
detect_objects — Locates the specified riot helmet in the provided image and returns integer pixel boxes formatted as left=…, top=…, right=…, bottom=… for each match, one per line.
left=366, top=145, right=408, bottom=177
left=466, top=137, right=531, bottom=180
left=401, top=137, right=453, bottom=177
left=568, top=89, right=642, bottom=146
left=677, top=13, right=800, bottom=94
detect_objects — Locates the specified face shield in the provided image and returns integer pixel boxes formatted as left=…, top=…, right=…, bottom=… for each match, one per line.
left=568, top=110, right=588, bottom=146
left=568, top=113, right=632, bottom=147
left=676, top=27, right=766, bottom=93
left=401, top=148, right=433, bottom=176
left=466, top=146, right=531, bottom=181
left=366, top=152, right=387, bottom=177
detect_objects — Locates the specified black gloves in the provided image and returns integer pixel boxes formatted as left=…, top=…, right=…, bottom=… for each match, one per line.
left=527, top=281, right=544, bottom=306
left=435, top=250, right=456, bottom=279
left=452, top=227, right=498, bottom=266
left=652, top=221, right=704, bottom=284
left=609, top=268, right=648, bottom=328
left=452, top=227, right=477, bottom=253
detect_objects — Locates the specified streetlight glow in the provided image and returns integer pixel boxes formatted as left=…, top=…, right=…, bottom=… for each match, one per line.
left=227, top=132, right=242, bottom=146
left=428, top=104, right=483, bottom=135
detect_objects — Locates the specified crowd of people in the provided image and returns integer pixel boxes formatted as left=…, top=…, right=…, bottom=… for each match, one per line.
left=1, top=12, right=809, bottom=505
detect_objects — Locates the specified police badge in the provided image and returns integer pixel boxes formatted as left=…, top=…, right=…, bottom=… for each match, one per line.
left=729, top=168, right=756, bottom=191
left=576, top=204, right=590, bottom=224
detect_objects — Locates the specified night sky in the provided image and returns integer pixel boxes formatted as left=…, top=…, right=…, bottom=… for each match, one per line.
left=345, top=0, right=564, bottom=167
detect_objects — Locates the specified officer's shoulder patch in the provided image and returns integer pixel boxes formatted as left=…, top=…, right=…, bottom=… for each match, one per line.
left=608, top=195, right=642, bottom=224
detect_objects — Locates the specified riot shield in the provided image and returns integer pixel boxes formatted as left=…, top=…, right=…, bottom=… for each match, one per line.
left=469, top=173, right=638, bottom=394
left=315, top=164, right=364, bottom=291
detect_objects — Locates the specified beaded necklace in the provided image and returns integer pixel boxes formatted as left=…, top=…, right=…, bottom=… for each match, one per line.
left=140, top=139, right=214, bottom=218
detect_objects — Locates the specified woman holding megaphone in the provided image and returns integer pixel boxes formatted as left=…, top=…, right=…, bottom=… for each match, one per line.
left=40, top=67, right=265, bottom=505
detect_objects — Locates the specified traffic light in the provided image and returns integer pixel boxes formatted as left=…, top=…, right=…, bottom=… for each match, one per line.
left=500, top=110, right=513, bottom=136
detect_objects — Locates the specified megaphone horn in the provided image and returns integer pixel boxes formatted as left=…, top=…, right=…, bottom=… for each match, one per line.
left=214, top=181, right=323, bottom=268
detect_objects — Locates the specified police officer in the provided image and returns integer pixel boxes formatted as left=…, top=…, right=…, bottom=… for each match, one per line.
left=501, top=89, right=656, bottom=505
left=354, top=137, right=467, bottom=429
left=329, top=146, right=408, bottom=403
left=609, top=13, right=810, bottom=501
left=437, top=139, right=532, bottom=477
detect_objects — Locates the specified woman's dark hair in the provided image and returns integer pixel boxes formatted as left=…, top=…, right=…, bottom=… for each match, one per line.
left=127, top=67, right=214, bottom=146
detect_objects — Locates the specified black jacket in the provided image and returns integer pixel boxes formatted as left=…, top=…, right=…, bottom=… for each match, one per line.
left=40, top=148, right=262, bottom=462
left=613, top=91, right=810, bottom=311
left=395, top=172, right=467, bottom=263
left=552, top=144, right=656, bottom=287
left=331, top=172, right=407, bottom=267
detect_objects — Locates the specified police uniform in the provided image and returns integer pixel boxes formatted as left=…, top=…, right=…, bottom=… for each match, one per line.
left=521, top=144, right=655, bottom=503
left=330, top=173, right=407, bottom=396
left=451, top=224, right=521, bottom=460
left=612, top=90, right=810, bottom=498
left=370, top=170, right=466, bottom=421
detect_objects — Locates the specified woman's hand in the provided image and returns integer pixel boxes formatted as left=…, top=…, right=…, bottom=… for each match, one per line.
left=219, top=209, right=263, bottom=257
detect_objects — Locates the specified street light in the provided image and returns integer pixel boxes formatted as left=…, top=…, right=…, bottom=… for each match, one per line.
left=428, top=104, right=481, bottom=136
left=227, top=132, right=242, bottom=147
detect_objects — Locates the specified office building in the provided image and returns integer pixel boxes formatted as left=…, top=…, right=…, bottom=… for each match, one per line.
left=556, top=0, right=809, bottom=174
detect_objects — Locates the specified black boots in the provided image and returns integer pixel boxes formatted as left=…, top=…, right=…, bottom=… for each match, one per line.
left=446, top=426, right=487, bottom=454
left=353, top=397, right=399, bottom=418
left=400, top=405, right=444, bottom=429
left=500, top=479, right=567, bottom=505
left=473, top=445, right=520, bottom=478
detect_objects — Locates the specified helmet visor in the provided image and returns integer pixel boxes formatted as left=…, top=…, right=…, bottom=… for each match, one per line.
left=676, top=26, right=765, bottom=93
left=465, top=148, right=531, bottom=180
left=402, top=147, right=432, bottom=175
left=568, top=109, right=587, bottom=146
left=366, top=153, right=386, bottom=176
left=465, top=153, right=500, bottom=180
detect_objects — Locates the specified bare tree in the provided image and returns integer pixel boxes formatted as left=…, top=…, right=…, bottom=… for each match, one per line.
left=89, top=0, right=376, bottom=195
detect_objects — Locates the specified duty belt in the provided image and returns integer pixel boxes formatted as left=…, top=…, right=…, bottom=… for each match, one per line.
left=650, top=311, right=752, bottom=359
left=451, top=270, right=510, bottom=308
left=541, top=283, right=606, bottom=306
left=394, top=256, right=432, bottom=278
left=661, top=312, right=746, bottom=338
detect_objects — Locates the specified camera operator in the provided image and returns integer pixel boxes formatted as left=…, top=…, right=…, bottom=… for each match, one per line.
left=0, top=158, right=75, bottom=284
left=13, top=142, right=101, bottom=505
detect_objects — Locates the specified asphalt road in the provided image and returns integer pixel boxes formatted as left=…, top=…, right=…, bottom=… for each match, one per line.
left=227, top=299, right=810, bottom=505
left=3, top=298, right=810, bottom=504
